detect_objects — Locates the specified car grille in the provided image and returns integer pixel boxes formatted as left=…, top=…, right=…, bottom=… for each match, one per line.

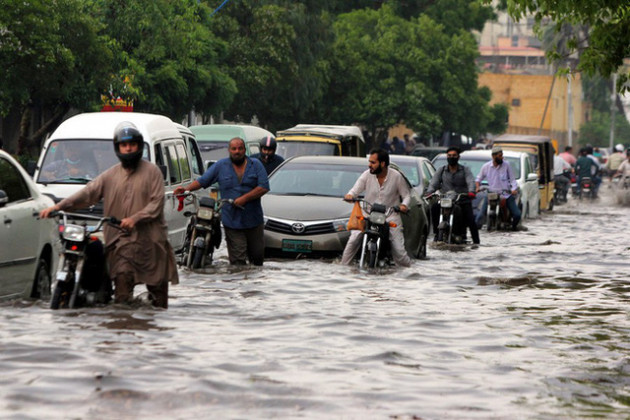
left=265, top=219, right=336, bottom=235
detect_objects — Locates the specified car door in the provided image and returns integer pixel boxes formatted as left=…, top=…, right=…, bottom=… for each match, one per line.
left=158, top=141, right=195, bottom=251
left=522, top=154, right=539, bottom=216
left=0, top=156, right=40, bottom=296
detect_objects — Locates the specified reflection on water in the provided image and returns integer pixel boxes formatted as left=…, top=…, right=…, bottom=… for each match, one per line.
left=1, top=184, right=629, bottom=418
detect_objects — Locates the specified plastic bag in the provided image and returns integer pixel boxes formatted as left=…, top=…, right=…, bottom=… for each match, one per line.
left=347, top=201, right=365, bottom=231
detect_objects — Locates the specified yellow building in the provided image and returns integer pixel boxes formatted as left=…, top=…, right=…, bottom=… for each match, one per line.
left=478, top=73, right=587, bottom=150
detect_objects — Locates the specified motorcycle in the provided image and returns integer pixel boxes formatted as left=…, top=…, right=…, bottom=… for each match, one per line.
left=178, top=193, right=236, bottom=269
left=428, top=191, right=468, bottom=244
left=351, top=198, right=399, bottom=269
left=578, top=177, right=594, bottom=200
left=484, top=189, right=518, bottom=231
left=553, top=170, right=571, bottom=204
left=49, top=211, right=121, bottom=309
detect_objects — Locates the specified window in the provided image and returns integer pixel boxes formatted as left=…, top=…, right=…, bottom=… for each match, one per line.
left=176, top=143, right=191, bottom=181
left=165, top=144, right=182, bottom=184
left=0, top=158, right=31, bottom=203
left=186, top=138, right=203, bottom=176
left=154, top=145, right=168, bottom=184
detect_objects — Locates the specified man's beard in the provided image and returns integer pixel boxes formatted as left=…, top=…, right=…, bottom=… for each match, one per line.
left=230, top=155, right=245, bottom=165
left=369, top=166, right=383, bottom=175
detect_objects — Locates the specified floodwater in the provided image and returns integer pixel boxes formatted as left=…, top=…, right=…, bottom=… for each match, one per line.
left=1, top=183, right=629, bottom=419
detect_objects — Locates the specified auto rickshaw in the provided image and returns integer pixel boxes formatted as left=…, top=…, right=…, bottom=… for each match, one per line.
left=492, top=134, right=555, bottom=211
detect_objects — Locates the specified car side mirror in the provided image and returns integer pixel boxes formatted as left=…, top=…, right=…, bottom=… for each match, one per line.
left=0, top=190, right=8, bottom=208
left=26, top=160, right=37, bottom=177
left=527, top=172, right=538, bottom=182
left=205, top=160, right=215, bottom=171
left=158, top=164, right=167, bottom=180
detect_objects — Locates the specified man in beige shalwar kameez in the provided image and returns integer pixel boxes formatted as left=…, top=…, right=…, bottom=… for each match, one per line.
left=41, top=122, right=178, bottom=308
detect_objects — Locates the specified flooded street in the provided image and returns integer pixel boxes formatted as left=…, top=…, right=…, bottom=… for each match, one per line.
left=1, top=184, right=629, bottom=419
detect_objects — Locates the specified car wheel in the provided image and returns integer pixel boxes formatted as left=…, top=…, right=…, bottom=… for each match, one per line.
left=31, top=258, right=51, bottom=300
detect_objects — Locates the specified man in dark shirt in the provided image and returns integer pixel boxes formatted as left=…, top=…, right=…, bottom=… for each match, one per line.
left=250, top=136, right=284, bottom=175
left=425, top=146, right=480, bottom=244
left=175, top=137, right=270, bottom=265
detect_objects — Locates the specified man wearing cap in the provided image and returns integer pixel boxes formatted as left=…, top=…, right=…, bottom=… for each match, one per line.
left=475, top=145, right=522, bottom=230
left=606, top=144, right=626, bottom=181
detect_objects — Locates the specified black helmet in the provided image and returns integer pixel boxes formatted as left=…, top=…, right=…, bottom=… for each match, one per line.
left=113, top=122, right=144, bottom=169
left=259, top=135, right=277, bottom=151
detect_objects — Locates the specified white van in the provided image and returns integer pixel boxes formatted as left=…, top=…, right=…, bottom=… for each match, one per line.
left=33, top=112, right=204, bottom=251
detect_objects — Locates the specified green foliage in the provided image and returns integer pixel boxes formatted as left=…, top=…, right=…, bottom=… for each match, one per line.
left=209, top=1, right=333, bottom=131
left=93, top=0, right=235, bottom=120
left=323, top=6, right=498, bottom=139
left=503, top=0, right=630, bottom=93
left=0, top=0, right=112, bottom=116
left=578, top=110, right=630, bottom=147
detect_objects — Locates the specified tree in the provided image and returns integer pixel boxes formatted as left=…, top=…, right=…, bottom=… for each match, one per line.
left=578, top=110, right=630, bottom=147
left=322, top=6, right=498, bottom=144
left=0, top=0, right=113, bottom=154
left=93, top=0, right=235, bottom=121
left=503, top=0, right=630, bottom=92
left=208, top=1, right=333, bottom=132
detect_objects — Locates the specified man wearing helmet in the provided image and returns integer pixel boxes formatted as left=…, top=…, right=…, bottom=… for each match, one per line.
left=40, top=122, right=178, bottom=308
left=606, top=144, right=626, bottom=181
left=250, top=135, right=284, bottom=175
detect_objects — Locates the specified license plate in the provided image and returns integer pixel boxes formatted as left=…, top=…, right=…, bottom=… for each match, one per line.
left=282, top=239, right=312, bottom=253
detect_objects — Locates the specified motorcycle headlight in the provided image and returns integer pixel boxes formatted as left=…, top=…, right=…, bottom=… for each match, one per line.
left=62, top=224, right=85, bottom=242
left=332, top=218, right=349, bottom=232
left=440, top=198, right=453, bottom=208
left=197, top=207, right=214, bottom=220
left=369, top=213, right=386, bottom=225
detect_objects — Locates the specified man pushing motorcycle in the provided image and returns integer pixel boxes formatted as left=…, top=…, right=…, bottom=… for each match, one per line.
left=40, top=122, right=178, bottom=308
left=341, top=148, right=412, bottom=267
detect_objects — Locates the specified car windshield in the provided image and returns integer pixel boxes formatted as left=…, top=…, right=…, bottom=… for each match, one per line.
left=269, top=162, right=363, bottom=197
left=276, top=141, right=338, bottom=159
left=197, top=141, right=229, bottom=162
left=432, top=155, right=520, bottom=178
left=37, top=139, right=149, bottom=184
left=391, top=161, right=421, bottom=187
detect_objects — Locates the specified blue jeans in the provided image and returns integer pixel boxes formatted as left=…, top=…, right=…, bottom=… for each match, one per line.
left=476, top=194, right=521, bottom=229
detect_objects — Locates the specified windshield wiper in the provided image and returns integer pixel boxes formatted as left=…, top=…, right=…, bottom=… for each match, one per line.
left=44, top=177, right=92, bottom=184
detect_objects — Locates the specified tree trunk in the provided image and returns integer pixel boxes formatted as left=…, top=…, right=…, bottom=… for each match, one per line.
left=16, top=104, right=69, bottom=157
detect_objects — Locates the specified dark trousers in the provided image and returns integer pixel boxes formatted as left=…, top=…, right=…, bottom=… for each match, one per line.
left=431, top=201, right=480, bottom=244
left=114, top=273, right=169, bottom=309
left=224, top=224, right=265, bottom=266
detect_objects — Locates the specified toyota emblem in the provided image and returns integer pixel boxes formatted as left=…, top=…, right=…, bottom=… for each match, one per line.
left=291, top=223, right=306, bottom=234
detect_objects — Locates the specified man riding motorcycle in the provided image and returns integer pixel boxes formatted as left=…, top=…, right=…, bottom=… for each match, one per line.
left=341, top=148, right=412, bottom=267
left=425, top=146, right=479, bottom=244
left=475, top=145, right=522, bottom=231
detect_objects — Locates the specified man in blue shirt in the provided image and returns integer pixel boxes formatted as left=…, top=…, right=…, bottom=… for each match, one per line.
left=475, top=145, right=522, bottom=230
left=174, top=137, right=270, bottom=265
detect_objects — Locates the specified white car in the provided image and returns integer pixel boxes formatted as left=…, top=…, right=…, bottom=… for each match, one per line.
left=0, top=150, right=59, bottom=300
left=432, top=149, right=540, bottom=219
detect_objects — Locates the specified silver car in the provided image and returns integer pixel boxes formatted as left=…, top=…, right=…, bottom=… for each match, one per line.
left=262, top=155, right=429, bottom=258
left=0, top=150, right=59, bottom=300
left=432, top=149, right=541, bottom=219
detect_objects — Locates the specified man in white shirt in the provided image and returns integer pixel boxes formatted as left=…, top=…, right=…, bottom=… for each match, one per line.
left=341, top=148, right=412, bottom=267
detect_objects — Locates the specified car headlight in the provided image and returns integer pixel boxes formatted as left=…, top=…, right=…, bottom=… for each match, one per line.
left=62, top=224, right=85, bottom=242
left=197, top=207, right=214, bottom=220
left=332, top=218, right=349, bottom=232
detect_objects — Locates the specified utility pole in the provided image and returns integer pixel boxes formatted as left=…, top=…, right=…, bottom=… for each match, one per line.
left=609, top=73, right=617, bottom=151
left=567, top=74, right=573, bottom=147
